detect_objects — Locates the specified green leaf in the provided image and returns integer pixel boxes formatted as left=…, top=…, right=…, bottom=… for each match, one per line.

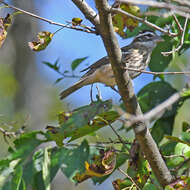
left=181, top=132, right=190, bottom=142
left=8, top=131, right=46, bottom=160
left=151, top=116, right=174, bottom=144
left=22, top=160, right=34, bottom=188
left=71, top=57, right=88, bottom=71
left=42, top=147, right=51, bottom=190
left=11, top=165, right=23, bottom=190
left=32, top=149, right=45, bottom=190
left=137, top=81, right=177, bottom=117
left=54, top=77, right=63, bottom=84
left=167, top=142, right=190, bottom=170
left=142, top=183, right=158, bottom=190
left=60, top=140, right=90, bottom=181
left=112, top=178, right=133, bottom=190
left=149, top=35, right=173, bottom=72
left=42, top=59, right=60, bottom=72
left=60, top=99, right=119, bottom=142
left=165, top=135, right=190, bottom=146
left=0, top=159, right=21, bottom=188
left=160, top=141, right=177, bottom=156
left=47, top=99, right=119, bottom=143
left=0, top=131, right=45, bottom=188
left=181, top=89, right=190, bottom=98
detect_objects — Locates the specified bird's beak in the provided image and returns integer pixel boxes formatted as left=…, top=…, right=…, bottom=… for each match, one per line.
left=155, top=36, right=164, bottom=43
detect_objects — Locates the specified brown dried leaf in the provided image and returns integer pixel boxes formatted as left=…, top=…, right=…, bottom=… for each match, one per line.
left=0, top=14, right=12, bottom=48
left=73, top=149, right=116, bottom=183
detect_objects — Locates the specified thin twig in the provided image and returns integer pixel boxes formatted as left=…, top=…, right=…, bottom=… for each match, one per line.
left=170, top=158, right=190, bottom=172
left=64, top=142, right=125, bottom=152
left=164, top=154, right=186, bottom=160
left=162, top=17, right=188, bottom=56
left=96, top=139, right=131, bottom=145
left=118, top=0, right=190, bottom=15
left=0, top=1, right=97, bottom=34
left=90, top=84, right=94, bottom=102
left=96, top=84, right=102, bottom=100
left=117, top=92, right=181, bottom=127
left=0, top=127, right=16, bottom=143
left=125, top=67, right=190, bottom=76
left=172, top=0, right=190, bottom=7
left=108, top=122, right=125, bottom=145
left=118, top=168, right=141, bottom=190
left=111, top=8, right=178, bottom=37
left=173, top=14, right=183, bottom=33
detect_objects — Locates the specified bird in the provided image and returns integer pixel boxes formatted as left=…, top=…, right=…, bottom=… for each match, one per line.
left=60, top=30, right=163, bottom=99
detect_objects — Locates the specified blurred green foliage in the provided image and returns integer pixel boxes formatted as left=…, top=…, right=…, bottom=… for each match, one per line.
left=0, top=1, right=190, bottom=190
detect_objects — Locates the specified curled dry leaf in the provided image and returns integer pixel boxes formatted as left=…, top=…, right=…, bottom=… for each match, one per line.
left=28, top=31, right=53, bottom=51
left=73, top=149, right=116, bottom=183
left=0, top=14, right=12, bottom=48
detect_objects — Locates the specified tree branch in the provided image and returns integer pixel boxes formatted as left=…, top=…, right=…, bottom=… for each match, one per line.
left=118, top=0, right=190, bottom=17
left=0, top=1, right=97, bottom=34
left=95, top=0, right=174, bottom=187
left=162, top=17, right=189, bottom=56
left=111, top=8, right=178, bottom=37
left=118, top=92, right=181, bottom=127
left=71, top=0, right=100, bottom=27
left=125, top=68, right=190, bottom=76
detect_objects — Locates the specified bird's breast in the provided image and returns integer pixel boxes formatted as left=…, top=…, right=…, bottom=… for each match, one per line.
left=92, top=64, right=116, bottom=86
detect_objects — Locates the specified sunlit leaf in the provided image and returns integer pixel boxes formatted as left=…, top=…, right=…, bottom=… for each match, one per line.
left=61, top=140, right=90, bottom=181
left=28, top=31, right=53, bottom=51
left=42, top=147, right=51, bottom=190
left=71, top=57, right=88, bottom=71
left=72, top=17, right=83, bottom=26
left=112, top=3, right=140, bottom=37
left=11, top=165, right=23, bottom=190
left=165, top=176, right=190, bottom=190
left=165, top=136, right=190, bottom=147
left=46, top=99, right=119, bottom=144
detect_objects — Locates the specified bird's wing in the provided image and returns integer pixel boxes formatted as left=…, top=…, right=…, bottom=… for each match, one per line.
left=80, top=56, right=109, bottom=72
left=80, top=56, right=110, bottom=78
left=80, top=44, right=131, bottom=77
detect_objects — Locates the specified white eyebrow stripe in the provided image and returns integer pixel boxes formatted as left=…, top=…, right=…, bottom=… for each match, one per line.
left=135, top=31, right=155, bottom=39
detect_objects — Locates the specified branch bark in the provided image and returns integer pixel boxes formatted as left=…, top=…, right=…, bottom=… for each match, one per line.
left=93, top=0, right=174, bottom=187
left=71, top=0, right=100, bottom=27
left=118, top=0, right=190, bottom=15
left=70, top=0, right=175, bottom=187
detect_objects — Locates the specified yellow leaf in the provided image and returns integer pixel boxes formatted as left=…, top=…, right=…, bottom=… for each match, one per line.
left=112, top=3, right=140, bottom=37
left=58, top=112, right=72, bottom=124
left=28, top=31, right=53, bottom=51
left=0, top=14, right=12, bottom=48
left=73, top=149, right=116, bottom=183
left=72, top=17, right=83, bottom=26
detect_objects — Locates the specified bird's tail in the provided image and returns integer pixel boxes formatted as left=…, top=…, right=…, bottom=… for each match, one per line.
left=59, top=78, right=89, bottom=99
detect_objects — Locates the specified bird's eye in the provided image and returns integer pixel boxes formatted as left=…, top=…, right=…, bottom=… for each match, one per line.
left=147, top=34, right=153, bottom=38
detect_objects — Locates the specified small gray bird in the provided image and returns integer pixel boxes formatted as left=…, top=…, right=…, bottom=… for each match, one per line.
left=60, top=30, right=163, bottom=99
